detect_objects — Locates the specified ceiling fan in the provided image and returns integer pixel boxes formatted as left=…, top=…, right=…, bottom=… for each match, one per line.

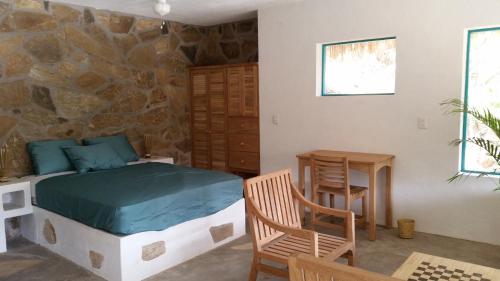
left=153, top=0, right=171, bottom=33
left=154, top=0, right=171, bottom=16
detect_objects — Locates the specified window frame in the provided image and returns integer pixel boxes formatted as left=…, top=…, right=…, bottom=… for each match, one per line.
left=460, top=27, right=500, bottom=176
left=320, top=36, right=397, bottom=97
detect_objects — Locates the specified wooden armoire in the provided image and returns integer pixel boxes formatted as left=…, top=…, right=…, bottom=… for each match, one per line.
left=189, top=63, right=259, bottom=176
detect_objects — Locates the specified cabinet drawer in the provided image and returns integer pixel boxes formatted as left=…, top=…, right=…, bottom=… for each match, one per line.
left=228, top=117, right=259, bottom=134
left=229, top=152, right=259, bottom=171
left=228, top=134, right=259, bottom=153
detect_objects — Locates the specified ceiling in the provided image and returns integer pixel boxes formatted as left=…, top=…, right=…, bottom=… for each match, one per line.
left=51, top=0, right=297, bottom=26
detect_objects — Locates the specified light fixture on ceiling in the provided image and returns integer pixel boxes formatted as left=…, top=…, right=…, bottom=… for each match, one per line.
left=154, top=0, right=171, bottom=17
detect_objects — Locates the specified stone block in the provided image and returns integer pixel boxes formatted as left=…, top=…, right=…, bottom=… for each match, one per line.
left=76, top=71, right=106, bottom=90
left=89, top=251, right=104, bottom=269
left=43, top=219, right=56, bottom=244
left=5, top=53, right=32, bottom=77
left=51, top=4, right=81, bottom=23
left=0, top=116, right=16, bottom=138
left=31, top=85, right=55, bottom=112
left=179, top=26, right=202, bottom=43
left=114, top=34, right=138, bottom=55
left=142, top=241, right=165, bottom=261
left=24, top=34, right=62, bottom=63
left=12, top=11, right=57, bottom=31
left=135, top=18, right=161, bottom=32
left=209, top=223, right=234, bottom=243
left=0, top=81, right=30, bottom=109
left=127, top=45, right=156, bottom=68
left=14, top=0, right=43, bottom=11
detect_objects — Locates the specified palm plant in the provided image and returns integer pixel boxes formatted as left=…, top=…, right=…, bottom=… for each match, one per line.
left=441, top=98, right=500, bottom=191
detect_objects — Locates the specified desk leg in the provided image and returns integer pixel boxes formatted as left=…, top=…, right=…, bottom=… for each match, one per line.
left=298, top=159, right=306, bottom=224
left=0, top=218, right=6, bottom=253
left=385, top=165, right=393, bottom=228
left=369, top=165, right=377, bottom=241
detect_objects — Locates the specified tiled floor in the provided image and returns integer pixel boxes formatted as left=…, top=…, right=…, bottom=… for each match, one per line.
left=1, top=227, right=500, bottom=280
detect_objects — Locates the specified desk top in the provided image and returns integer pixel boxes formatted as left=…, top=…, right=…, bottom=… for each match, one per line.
left=297, top=150, right=395, bottom=164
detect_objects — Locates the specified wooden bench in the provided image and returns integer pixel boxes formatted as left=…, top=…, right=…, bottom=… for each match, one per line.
left=289, top=253, right=402, bottom=281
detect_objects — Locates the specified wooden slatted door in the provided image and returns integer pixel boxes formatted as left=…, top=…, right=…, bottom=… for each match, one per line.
left=227, top=65, right=259, bottom=117
left=190, top=68, right=228, bottom=171
left=208, top=69, right=228, bottom=171
left=191, top=69, right=210, bottom=169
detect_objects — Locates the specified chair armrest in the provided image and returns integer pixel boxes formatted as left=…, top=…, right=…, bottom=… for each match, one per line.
left=290, top=183, right=355, bottom=242
left=246, top=198, right=319, bottom=256
left=290, top=183, right=352, bottom=219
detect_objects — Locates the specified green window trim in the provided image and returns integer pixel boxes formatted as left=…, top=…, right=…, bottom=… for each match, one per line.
left=321, top=36, right=397, bottom=96
left=460, top=27, right=500, bottom=176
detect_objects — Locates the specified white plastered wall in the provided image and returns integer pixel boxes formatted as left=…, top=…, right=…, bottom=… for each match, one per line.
left=258, top=0, right=500, bottom=245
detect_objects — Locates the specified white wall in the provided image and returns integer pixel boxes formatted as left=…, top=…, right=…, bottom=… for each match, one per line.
left=258, top=0, right=500, bottom=245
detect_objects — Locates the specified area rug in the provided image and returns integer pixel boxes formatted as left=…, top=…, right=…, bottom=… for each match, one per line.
left=392, top=252, right=500, bottom=281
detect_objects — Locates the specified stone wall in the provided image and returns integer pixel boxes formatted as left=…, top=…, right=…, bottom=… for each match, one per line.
left=0, top=0, right=258, bottom=240
left=0, top=0, right=258, bottom=177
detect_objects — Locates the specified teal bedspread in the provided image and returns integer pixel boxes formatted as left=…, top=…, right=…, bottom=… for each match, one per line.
left=35, top=163, right=243, bottom=235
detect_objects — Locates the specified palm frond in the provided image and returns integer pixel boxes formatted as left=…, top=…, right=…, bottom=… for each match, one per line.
left=447, top=172, right=463, bottom=183
left=441, top=98, right=500, bottom=191
left=441, top=98, right=500, bottom=139
left=465, top=137, right=500, bottom=166
left=449, top=138, right=462, bottom=146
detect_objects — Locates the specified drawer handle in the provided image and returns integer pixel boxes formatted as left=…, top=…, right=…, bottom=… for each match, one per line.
left=240, top=160, right=245, bottom=164
left=240, top=142, right=245, bottom=146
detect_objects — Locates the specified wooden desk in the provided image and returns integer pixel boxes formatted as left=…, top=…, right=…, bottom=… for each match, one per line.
left=297, top=150, right=395, bottom=241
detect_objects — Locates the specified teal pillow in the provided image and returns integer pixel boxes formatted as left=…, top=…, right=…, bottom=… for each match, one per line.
left=63, top=143, right=127, bottom=174
left=27, top=139, right=78, bottom=175
left=83, top=135, right=139, bottom=162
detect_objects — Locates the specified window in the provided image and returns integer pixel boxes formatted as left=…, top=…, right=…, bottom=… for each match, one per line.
left=461, top=27, right=500, bottom=175
left=321, top=37, right=396, bottom=96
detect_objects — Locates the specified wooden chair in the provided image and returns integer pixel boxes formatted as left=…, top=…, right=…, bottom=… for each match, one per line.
left=245, top=169, right=355, bottom=281
left=310, top=155, right=367, bottom=230
left=289, top=253, right=402, bottom=281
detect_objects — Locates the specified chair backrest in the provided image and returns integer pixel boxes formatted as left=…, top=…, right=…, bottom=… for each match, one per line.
left=310, top=155, right=350, bottom=198
left=289, top=254, right=402, bottom=281
left=244, top=169, right=302, bottom=248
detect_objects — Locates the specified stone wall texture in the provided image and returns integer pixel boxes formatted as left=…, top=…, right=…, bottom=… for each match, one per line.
left=0, top=0, right=258, bottom=176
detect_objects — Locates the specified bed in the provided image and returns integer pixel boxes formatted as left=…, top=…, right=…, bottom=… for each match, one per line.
left=20, top=160, right=246, bottom=281
left=35, top=162, right=243, bottom=235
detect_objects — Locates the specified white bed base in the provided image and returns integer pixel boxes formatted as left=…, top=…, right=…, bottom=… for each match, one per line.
left=20, top=199, right=246, bottom=281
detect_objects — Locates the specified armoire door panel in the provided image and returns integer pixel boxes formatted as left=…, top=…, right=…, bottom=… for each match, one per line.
left=241, top=66, right=259, bottom=117
left=192, top=133, right=209, bottom=150
left=210, top=94, right=225, bottom=114
left=227, top=68, right=242, bottom=116
left=227, top=66, right=259, bottom=117
left=192, top=96, right=208, bottom=112
left=209, top=70, right=225, bottom=93
left=192, top=111, right=209, bottom=132
left=193, top=150, right=210, bottom=168
left=192, top=133, right=210, bottom=168
left=191, top=71, right=208, bottom=96
left=210, top=134, right=227, bottom=171
left=210, top=114, right=226, bottom=133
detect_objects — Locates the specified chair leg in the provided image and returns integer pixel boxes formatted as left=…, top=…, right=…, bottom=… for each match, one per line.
left=329, top=194, right=335, bottom=208
left=248, top=258, right=259, bottom=281
left=343, top=196, right=351, bottom=237
left=318, top=192, right=324, bottom=206
left=347, top=250, right=356, bottom=266
left=362, top=193, right=368, bottom=228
